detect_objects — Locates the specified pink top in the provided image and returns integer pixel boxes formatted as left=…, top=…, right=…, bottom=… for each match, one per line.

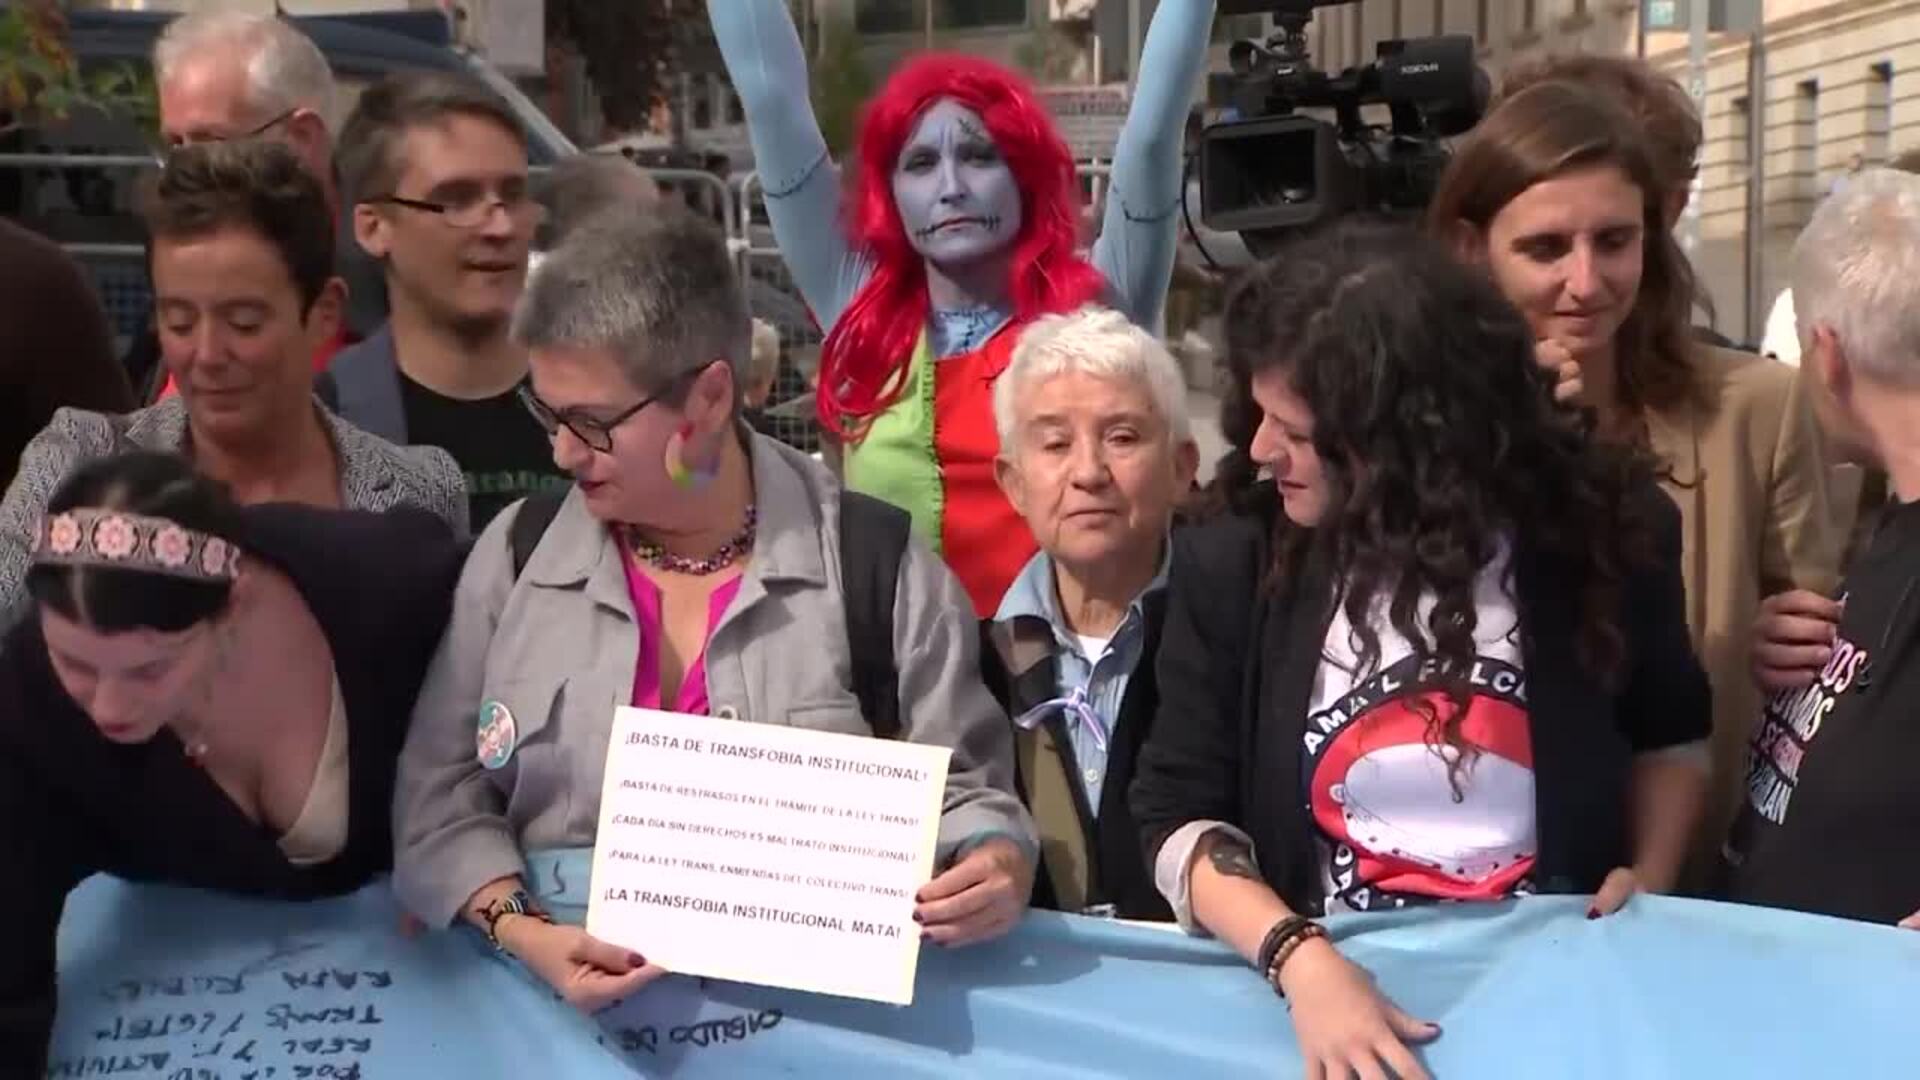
left=618, top=544, right=745, bottom=714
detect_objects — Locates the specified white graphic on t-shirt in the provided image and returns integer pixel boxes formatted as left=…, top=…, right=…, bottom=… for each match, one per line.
left=1331, top=742, right=1536, bottom=882
left=1306, top=549, right=1537, bottom=912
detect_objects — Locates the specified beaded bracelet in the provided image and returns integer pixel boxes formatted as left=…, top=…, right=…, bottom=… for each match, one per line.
left=1256, top=915, right=1310, bottom=976
left=1263, top=922, right=1329, bottom=996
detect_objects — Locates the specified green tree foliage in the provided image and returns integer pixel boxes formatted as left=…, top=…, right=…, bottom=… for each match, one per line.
left=809, top=14, right=872, bottom=158
left=0, top=1, right=154, bottom=139
left=547, top=0, right=676, bottom=133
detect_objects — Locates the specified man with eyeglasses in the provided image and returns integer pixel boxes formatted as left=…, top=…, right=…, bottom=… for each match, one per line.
left=149, top=12, right=386, bottom=391
left=327, top=72, right=565, bottom=530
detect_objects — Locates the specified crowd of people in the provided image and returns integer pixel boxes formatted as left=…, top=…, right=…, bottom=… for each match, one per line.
left=1, top=4, right=1914, bottom=1077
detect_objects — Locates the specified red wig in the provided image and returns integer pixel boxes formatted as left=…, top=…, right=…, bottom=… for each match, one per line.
left=818, top=52, right=1105, bottom=438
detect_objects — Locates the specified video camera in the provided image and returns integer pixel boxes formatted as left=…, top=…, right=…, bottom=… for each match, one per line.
left=1198, top=0, right=1489, bottom=255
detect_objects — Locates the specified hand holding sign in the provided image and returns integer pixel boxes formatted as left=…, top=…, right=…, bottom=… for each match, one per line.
left=502, top=917, right=669, bottom=1014
left=916, top=836, right=1033, bottom=947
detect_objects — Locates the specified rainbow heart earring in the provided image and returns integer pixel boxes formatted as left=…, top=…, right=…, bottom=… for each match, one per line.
left=664, top=423, right=717, bottom=490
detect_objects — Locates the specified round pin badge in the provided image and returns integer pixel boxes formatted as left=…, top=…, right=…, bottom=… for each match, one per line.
left=476, top=700, right=518, bottom=770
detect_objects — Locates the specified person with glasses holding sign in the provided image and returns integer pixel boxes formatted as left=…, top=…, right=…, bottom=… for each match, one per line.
left=393, top=210, right=1032, bottom=1014
left=326, top=73, right=565, bottom=530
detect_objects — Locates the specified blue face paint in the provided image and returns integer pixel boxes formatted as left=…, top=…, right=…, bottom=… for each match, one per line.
left=891, top=98, right=1024, bottom=269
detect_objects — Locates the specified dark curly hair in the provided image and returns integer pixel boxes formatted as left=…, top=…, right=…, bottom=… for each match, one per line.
left=1225, top=218, right=1660, bottom=785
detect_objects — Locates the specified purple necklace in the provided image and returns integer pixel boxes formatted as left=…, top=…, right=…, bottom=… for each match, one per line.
left=622, top=504, right=757, bottom=575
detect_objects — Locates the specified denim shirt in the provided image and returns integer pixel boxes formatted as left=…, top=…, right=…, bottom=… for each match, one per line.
left=993, top=545, right=1171, bottom=813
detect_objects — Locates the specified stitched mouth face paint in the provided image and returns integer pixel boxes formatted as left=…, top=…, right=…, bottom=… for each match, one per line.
left=892, top=98, right=1023, bottom=268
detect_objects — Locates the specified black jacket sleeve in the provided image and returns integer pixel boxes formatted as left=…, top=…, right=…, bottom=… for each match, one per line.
left=1129, top=513, right=1267, bottom=870
left=0, top=648, right=92, bottom=1075
left=1618, top=486, right=1713, bottom=752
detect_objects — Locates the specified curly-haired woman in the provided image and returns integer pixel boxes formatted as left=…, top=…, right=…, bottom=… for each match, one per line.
left=1129, top=221, right=1712, bottom=1079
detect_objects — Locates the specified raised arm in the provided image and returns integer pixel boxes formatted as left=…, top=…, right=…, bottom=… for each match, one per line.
left=1091, top=0, right=1216, bottom=329
left=710, top=0, right=871, bottom=330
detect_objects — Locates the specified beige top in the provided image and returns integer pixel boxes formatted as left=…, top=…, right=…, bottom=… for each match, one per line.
left=278, top=677, right=350, bottom=867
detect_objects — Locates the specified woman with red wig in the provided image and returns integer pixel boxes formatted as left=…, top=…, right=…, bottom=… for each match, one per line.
left=713, top=1, right=1214, bottom=614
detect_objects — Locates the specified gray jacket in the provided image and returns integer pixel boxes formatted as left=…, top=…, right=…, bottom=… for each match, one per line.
left=392, top=433, right=1031, bottom=927
left=0, top=397, right=468, bottom=615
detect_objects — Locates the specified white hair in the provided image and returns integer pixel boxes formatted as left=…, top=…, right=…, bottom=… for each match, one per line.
left=154, top=12, right=337, bottom=128
left=1792, top=167, right=1920, bottom=383
left=994, top=306, right=1193, bottom=453
left=748, top=318, right=782, bottom=386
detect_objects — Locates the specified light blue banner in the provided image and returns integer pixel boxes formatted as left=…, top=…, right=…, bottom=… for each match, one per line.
left=50, top=875, right=1920, bottom=1078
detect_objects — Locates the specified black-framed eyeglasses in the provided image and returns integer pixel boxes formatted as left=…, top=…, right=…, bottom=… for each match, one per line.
left=155, top=108, right=299, bottom=162
left=518, top=365, right=710, bottom=454
left=365, top=188, right=542, bottom=230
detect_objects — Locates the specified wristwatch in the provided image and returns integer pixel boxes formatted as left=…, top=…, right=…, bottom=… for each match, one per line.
left=481, top=889, right=552, bottom=950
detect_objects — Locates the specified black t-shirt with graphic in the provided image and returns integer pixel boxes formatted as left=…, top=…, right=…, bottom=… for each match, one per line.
left=1722, top=498, right=1920, bottom=925
left=399, top=374, right=569, bottom=530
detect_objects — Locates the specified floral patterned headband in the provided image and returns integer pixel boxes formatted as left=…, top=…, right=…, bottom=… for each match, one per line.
left=33, top=508, right=242, bottom=583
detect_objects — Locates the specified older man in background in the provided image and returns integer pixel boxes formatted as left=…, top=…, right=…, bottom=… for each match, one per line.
left=985, top=306, right=1198, bottom=921
left=150, top=11, right=385, bottom=374
left=1730, top=168, right=1920, bottom=928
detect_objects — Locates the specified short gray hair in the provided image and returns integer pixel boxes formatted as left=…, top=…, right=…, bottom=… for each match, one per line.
left=154, top=12, right=336, bottom=127
left=994, top=306, right=1193, bottom=452
left=513, top=209, right=750, bottom=397
left=537, top=153, right=661, bottom=250
left=1793, top=167, right=1920, bottom=383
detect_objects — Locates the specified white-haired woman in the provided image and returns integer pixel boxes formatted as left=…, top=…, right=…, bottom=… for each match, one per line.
left=393, top=210, right=1034, bottom=1014
left=984, top=306, right=1199, bottom=921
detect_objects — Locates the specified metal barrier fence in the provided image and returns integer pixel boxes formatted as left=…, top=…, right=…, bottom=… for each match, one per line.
left=2, top=150, right=1118, bottom=457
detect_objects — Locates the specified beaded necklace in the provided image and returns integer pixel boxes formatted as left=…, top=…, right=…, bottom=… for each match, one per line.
left=621, top=504, right=757, bottom=575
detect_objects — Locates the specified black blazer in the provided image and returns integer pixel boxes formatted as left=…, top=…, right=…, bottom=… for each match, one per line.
left=1129, top=488, right=1711, bottom=915
left=0, top=504, right=465, bottom=1075
left=982, top=596, right=1174, bottom=922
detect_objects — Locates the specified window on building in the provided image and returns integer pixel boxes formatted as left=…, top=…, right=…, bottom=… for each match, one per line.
left=1476, top=0, right=1490, bottom=39
left=1869, top=62, right=1893, bottom=164
left=1795, top=79, right=1820, bottom=208
left=1433, top=0, right=1444, bottom=33
left=692, top=75, right=714, bottom=130
left=934, top=0, right=1026, bottom=30
left=725, top=89, right=744, bottom=126
left=1574, top=0, right=1587, bottom=14
left=1730, top=95, right=1751, bottom=180
left=1392, top=0, right=1403, bottom=38
left=855, top=0, right=919, bottom=35
left=1522, top=0, right=1536, bottom=31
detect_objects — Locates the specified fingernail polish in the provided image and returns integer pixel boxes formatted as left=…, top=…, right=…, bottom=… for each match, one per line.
left=1585, top=908, right=1600, bottom=920
left=629, top=952, right=645, bottom=965
left=911, top=911, right=924, bottom=924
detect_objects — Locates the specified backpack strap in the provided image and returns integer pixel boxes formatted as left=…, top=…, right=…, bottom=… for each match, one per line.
left=838, top=490, right=910, bottom=739
left=509, top=491, right=568, bottom=579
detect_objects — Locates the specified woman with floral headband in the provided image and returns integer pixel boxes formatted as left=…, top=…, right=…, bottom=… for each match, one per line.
left=712, top=0, right=1214, bottom=614
left=0, top=451, right=466, bottom=1076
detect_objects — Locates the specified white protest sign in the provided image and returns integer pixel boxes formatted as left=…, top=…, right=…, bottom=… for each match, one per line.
left=586, top=708, right=951, bottom=1005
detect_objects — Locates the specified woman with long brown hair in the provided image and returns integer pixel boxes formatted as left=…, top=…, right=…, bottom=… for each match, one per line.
left=1130, top=220, right=1710, bottom=1079
left=1426, top=80, right=1845, bottom=872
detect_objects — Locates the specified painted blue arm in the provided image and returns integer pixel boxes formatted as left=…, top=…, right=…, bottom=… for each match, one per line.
left=710, top=0, right=871, bottom=331
left=1092, top=0, right=1216, bottom=331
